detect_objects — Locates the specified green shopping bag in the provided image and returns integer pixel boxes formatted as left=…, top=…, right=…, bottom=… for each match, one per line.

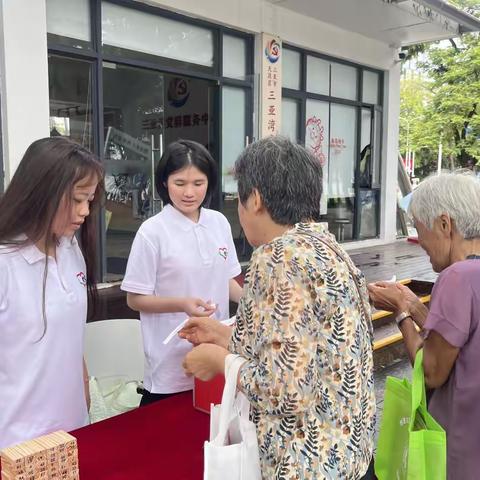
left=375, top=349, right=446, bottom=479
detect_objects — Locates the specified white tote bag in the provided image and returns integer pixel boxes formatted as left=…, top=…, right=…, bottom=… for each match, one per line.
left=204, top=354, right=262, bottom=480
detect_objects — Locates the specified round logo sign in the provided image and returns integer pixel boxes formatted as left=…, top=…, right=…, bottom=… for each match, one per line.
left=265, top=39, right=280, bottom=63
left=167, top=77, right=190, bottom=108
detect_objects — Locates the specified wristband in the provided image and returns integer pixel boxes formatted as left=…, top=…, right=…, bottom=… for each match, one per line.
left=395, top=311, right=411, bottom=326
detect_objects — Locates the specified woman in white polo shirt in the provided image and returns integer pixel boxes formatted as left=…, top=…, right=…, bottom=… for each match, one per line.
left=122, top=140, right=242, bottom=405
left=0, top=137, right=104, bottom=449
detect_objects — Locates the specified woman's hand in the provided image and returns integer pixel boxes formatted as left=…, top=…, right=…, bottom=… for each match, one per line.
left=367, top=281, right=411, bottom=314
left=178, top=317, right=232, bottom=347
left=396, top=283, right=426, bottom=316
left=182, top=298, right=217, bottom=317
left=182, top=344, right=229, bottom=381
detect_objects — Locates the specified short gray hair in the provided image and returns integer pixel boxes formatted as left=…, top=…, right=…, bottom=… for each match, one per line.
left=409, top=171, right=480, bottom=239
left=234, top=136, right=323, bottom=225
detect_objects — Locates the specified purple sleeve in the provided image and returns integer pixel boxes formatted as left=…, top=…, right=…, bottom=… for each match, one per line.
left=424, top=267, right=473, bottom=348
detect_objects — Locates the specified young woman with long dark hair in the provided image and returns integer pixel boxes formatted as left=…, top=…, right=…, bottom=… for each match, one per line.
left=0, top=136, right=104, bottom=449
left=121, top=139, right=242, bottom=406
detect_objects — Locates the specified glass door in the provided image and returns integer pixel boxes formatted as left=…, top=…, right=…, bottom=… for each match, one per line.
left=103, top=63, right=164, bottom=279
left=102, top=63, right=218, bottom=280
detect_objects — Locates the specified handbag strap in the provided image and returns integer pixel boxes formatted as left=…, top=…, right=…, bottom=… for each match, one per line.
left=297, top=230, right=370, bottom=326
left=411, top=349, right=427, bottom=424
left=214, top=354, right=246, bottom=445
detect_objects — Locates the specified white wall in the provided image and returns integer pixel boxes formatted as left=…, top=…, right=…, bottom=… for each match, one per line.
left=380, top=64, right=401, bottom=243
left=0, top=0, right=50, bottom=185
left=139, top=0, right=396, bottom=69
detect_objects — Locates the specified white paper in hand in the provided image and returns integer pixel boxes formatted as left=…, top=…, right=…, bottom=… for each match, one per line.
left=163, top=302, right=219, bottom=345
left=162, top=318, right=189, bottom=345
left=221, top=316, right=236, bottom=326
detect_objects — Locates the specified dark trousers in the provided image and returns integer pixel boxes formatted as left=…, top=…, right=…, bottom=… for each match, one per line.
left=360, top=458, right=376, bottom=480
left=139, top=390, right=183, bottom=407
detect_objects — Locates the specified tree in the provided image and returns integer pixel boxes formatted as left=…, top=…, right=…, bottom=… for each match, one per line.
left=449, top=0, right=480, bottom=17
left=399, top=75, right=439, bottom=177
left=418, top=34, right=480, bottom=168
left=400, top=35, right=480, bottom=173
left=399, top=75, right=431, bottom=155
left=399, top=0, right=480, bottom=174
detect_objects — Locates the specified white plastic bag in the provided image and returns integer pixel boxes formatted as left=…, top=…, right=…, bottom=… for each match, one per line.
left=204, top=354, right=262, bottom=480
left=88, top=376, right=142, bottom=423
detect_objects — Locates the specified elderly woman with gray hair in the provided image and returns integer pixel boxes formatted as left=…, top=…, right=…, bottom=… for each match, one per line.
left=368, top=172, right=480, bottom=480
left=181, top=136, right=376, bottom=479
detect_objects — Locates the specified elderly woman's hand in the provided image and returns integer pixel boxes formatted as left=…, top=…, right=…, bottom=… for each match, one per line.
left=367, top=281, right=410, bottom=314
left=182, top=344, right=229, bottom=381
left=178, top=317, right=232, bottom=347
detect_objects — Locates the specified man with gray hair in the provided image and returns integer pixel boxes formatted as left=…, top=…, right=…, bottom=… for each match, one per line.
left=369, top=171, right=480, bottom=479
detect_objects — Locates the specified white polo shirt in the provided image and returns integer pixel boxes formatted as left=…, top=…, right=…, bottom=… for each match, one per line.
left=0, top=237, right=88, bottom=449
left=121, top=205, right=241, bottom=394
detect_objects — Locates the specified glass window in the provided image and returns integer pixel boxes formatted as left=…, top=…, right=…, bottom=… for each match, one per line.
left=221, top=87, right=245, bottom=196
left=282, top=49, right=301, bottom=90
left=358, top=189, right=379, bottom=239
left=306, top=56, right=329, bottom=95
left=327, top=104, right=357, bottom=241
left=102, top=63, right=164, bottom=280
left=305, top=99, right=329, bottom=214
left=102, top=2, right=214, bottom=69
left=102, top=64, right=218, bottom=279
left=281, top=98, right=299, bottom=142
left=363, top=70, right=380, bottom=104
left=282, top=46, right=383, bottom=243
left=221, top=87, right=251, bottom=261
left=331, top=63, right=357, bottom=100
left=373, top=108, right=382, bottom=187
left=48, top=55, right=94, bottom=151
left=46, top=0, right=91, bottom=48
left=359, top=108, right=372, bottom=188
left=223, top=34, right=247, bottom=80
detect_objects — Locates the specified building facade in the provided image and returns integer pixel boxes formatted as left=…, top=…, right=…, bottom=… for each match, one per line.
left=0, top=0, right=478, bottom=281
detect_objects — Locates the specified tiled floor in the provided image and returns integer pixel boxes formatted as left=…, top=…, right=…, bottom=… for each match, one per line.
left=348, top=238, right=437, bottom=284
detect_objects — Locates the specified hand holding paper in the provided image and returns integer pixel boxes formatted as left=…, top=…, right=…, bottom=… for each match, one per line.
left=182, top=297, right=217, bottom=317
left=178, top=317, right=233, bottom=348
left=163, top=318, right=190, bottom=345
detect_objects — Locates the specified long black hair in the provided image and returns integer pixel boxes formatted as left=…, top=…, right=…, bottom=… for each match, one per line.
left=0, top=136, right=104, bottom=338
left=155, top=139, right=218, bottom=207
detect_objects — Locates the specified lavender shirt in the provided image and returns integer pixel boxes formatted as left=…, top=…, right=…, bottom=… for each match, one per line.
left=424, top=259, right=480, bottom=480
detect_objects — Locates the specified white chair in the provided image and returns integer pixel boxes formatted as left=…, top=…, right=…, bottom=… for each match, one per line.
left=84, top=319, right=144, bottom=382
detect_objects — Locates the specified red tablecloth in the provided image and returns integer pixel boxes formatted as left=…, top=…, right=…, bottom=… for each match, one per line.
left=0, top=392, right=209, bottom=480
left=73, top=392, right=209, bottom=479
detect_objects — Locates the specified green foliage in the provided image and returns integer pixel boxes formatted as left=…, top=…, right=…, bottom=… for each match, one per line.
left=400, top=32, right=480, bottom=173
left=448, top=0, right=480, bottom=18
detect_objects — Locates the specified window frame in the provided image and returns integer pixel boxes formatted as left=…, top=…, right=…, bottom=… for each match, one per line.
left=282, top=43, right=384, bottom=241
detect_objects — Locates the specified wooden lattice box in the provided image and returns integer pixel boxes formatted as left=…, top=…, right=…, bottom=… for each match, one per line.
left=0, top=431, right=79, bottom=480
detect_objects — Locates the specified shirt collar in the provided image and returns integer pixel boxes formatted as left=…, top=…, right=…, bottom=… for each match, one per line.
left=19, top=235, right=78, bottom=265
left=163, top=204, right=207, bottom=232
left=291, top=222, right=329, bottom=235
left=19, top=243, right=45, bottom=265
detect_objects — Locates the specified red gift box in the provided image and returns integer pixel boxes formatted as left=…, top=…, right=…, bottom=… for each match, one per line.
left=193, top=375, right=225, bottom=414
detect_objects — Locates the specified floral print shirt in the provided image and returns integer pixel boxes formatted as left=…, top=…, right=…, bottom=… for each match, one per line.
left=229, top=223, right=375, bottom=479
